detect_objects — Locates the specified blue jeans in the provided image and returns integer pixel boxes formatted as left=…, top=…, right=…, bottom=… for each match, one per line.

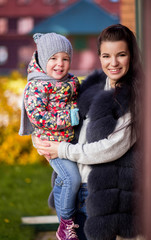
left=52, top=181, right=88, bottom=240
left=50, top=158, right=81, bottom=220
left=75, top=184, right=116, bottom=240
left=52, top=182, right=116, bottom=240
left=75, top=183, right=88, bottom=240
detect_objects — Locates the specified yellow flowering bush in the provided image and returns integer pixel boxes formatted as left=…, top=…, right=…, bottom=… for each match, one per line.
left=0, top=71, right=85, bottom=165
left=0, top=71, right=44, bottom=165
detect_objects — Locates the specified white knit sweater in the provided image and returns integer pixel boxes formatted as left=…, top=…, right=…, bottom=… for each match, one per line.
left=58, top=78, right=136, bottom=182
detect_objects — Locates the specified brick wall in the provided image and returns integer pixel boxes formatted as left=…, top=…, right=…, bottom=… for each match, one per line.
left=120, top=0, right=136, bottom=34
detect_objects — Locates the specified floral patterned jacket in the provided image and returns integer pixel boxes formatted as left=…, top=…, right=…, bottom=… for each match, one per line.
left=24, top=51, right=80, bottom=142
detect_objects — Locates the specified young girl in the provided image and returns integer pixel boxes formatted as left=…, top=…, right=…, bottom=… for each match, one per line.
left=33, top=24, right=144, bottom=240
left=19, top=33, right=81, bottom=240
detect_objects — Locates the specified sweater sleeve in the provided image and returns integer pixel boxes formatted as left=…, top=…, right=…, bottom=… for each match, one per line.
left=24, top=81, right=72, bottom=131
left=58, top=112, right=136, bottom=164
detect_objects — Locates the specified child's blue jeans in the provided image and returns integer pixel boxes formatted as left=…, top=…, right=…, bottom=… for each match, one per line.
left=49, top=158, right=81, bottom=220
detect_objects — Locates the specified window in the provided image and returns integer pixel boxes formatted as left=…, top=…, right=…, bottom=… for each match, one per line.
left=17, top=17, right=34, bottom=34
left=0, top=0, right=7, bottom=6
left=0, top=18, right=8, bottom=34
left=0, top=46, right=8, bottom=65
left=17, top=0, right=31, bottom=4
left=18, top=46, right=35, bottom=64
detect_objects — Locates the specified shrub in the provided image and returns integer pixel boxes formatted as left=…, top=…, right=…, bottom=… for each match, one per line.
left=0, top=72, right=44, bottom=165
left=0, top=72, right=85, bottom=165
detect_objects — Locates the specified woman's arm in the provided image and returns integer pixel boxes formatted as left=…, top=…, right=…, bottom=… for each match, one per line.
left=33, top=113, right=136, bottom=165
left=58, top=113, right=136, bottom=165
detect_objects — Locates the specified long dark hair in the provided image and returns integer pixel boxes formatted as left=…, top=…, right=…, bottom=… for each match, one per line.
left=97, top=24, right=144, bottom=138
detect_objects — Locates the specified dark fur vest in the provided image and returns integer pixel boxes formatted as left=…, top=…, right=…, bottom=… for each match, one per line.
left=77, top=70, right=141, bottom=240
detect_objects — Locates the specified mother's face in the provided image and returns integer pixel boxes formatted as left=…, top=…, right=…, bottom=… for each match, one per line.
left=99, top=40, right=130, bottom=88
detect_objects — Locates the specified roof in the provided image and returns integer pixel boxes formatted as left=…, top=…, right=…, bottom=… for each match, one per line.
left=31, top=0, right=119, bottom=35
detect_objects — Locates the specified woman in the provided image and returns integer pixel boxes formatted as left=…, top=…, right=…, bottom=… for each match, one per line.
left=33, top=24, right=143, bottom=240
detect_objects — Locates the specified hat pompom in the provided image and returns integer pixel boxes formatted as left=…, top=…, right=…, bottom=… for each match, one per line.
left=33, top=33, right=44, bottom=43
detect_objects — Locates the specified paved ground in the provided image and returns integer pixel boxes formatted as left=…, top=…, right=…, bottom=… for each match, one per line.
left=34, top=233, right=145, bottom=240
left=35, top=231, right=145, bottom=240
left=35, top=231, right=56, bottom=240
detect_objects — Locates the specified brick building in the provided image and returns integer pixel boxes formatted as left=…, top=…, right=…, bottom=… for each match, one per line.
left=0, top=0, right=121, bottom=74
left=120, top=0, right=136, bottom=33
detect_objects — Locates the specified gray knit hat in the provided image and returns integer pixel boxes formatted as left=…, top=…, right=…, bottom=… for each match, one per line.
left=33, top=33, right=73, bottom=73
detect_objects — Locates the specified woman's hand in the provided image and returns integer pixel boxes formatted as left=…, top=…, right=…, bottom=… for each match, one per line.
left=32, top=135, right=60, bottom=160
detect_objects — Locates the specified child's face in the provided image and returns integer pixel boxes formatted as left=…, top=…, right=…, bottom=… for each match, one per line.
left=46, top=52, right=70, bottom=80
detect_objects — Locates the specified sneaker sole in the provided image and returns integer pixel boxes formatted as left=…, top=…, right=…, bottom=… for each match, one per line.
left=56, top=232, right=62, bottom=240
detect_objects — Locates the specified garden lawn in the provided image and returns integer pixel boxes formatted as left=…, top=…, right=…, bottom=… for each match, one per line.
left=0, top=162, right=56, bottom=240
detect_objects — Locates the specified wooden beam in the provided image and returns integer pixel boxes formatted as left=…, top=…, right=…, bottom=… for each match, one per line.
left=21, top=215, right=59, bottom=232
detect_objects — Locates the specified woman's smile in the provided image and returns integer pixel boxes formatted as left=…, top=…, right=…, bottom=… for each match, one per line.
left=108, top=68, right=122, bottom=73
left=100, top=40, right=130, bottom=88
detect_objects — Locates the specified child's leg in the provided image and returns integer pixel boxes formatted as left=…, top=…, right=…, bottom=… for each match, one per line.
left=52, top=175, right=62, bottom=220
left=50, top=158, right=81, bottom=220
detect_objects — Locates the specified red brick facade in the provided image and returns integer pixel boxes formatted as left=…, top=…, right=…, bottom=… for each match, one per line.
left=0, top=0, right=121, bottom=74
left=120, top=0, right=136, bottom=33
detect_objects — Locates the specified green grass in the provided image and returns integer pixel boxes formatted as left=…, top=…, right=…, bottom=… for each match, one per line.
left=0, top=162, right=56, bottom=240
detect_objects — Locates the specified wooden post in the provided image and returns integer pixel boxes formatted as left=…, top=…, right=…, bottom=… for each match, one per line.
left=142, top=0, right=151, bottom=238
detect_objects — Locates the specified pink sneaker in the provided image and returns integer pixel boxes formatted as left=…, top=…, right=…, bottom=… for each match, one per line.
left=56, top=217, right=79, bottom=240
